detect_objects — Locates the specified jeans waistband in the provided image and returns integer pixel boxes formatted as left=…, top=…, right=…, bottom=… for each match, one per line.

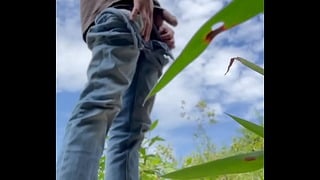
left=108, top=5, right=162, bottom=41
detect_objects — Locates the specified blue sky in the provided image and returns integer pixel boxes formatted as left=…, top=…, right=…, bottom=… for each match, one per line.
left=56, top=0, right=264, bottom=162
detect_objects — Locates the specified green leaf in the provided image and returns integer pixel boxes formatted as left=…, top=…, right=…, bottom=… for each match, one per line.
left=149, top=120, right=159, bottom=131
left=184, top=157, right=193, bottom=166
left=237, top=57, right=264, bottom=75
left=146, top=0, right=264, bottom=99
left=140, top=147, right=146, bottom=157
left=225, top=57, right=264, bottom=76
left=149, top=136, right=165, bottom=147
left=162, top=151, right=264, bottom=179
left=225, top=113, right=264, bottom=138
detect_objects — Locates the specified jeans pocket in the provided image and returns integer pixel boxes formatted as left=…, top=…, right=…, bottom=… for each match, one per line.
left=86, top=8, right=142, bottom=49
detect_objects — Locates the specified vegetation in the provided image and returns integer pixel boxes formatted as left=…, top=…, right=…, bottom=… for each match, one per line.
left=99, top=0, right=264, bottom=179
left=98, top=102, right=264, bottom=180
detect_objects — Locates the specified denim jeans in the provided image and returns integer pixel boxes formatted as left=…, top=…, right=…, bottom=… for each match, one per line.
left=56, top=7, right=171, bottom=180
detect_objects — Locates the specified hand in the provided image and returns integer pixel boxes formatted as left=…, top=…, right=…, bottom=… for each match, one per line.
left=154, top=9, right=178, bottom=28
left=159, top=23, right=175, bottom=49
left=130, top=0, right=154, bottom=41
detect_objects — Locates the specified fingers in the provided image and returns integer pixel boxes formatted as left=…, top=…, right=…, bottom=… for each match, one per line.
left=131, top=0, right=154, bottom=41
left=142, top=14, right=153, bottom=41
left=159, top=24, right=175, bottom=49
left=162, top=9, right=178, bottom=27
left=162, top=37, right=175, bottom=49
left=131, top=0, right=177, bottom=42
left=130, top=6, right=140, bottom=20
left=159, top=28, right=172, bottom=40
left=166, top=39, right=175, bottom=49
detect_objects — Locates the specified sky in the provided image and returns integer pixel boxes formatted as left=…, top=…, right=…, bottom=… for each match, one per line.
left=56, top=0, right=264, bottom=162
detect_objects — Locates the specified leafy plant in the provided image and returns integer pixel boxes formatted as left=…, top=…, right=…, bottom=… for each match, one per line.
left=144, top=0, right=264, bottom=178
left=226, top=113, right=263, bottom=138
left=99, top=0, right=265, bottom=178
left=163, top=151, right=263, bottom=179
left=225, top=57, right=264, bottom=76
left=98, top=155, right=105, bottom=180
left=146, top=0, right=264, bottom=100
left=178, top=101, right=264, bottom=180
left=162, top=57, right=264, bottom=179
left=139, top=120, right=178, bottom=179
left=99, top=120, right=177, bottom=180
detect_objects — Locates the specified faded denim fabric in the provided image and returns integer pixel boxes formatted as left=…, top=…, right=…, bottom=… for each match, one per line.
left=56, top=7, right=172, bottom=180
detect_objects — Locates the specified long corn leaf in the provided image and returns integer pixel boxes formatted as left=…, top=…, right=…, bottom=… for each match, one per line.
left=146, top=0, right=264, bottom=99
left=225, top=57, right=264, bottom=75
left=162, top=151, right=264, bottom=179
left=226, top=113, right=264, bottom=138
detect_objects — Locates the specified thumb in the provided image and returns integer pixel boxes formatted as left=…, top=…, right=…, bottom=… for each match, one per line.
left=162, top=9, right=178, bottom=27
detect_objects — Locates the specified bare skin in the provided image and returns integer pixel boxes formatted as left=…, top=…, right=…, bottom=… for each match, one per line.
left=130, top=0, right=154, bottom=41
left=159, top=23, right=175, bottom=49
left=155, top=9, right=177, bottom=49
left=130, top=0, right=178, bottom=42
left=162, top=9, right=178, bottom=26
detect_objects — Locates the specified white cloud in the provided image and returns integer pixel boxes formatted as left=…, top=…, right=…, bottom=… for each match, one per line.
left=176, top=0, right=224, bottom=21
left=151, top=73, right=202, bottom=131
left=222, top=72, right=263, bottom=103
left=56, top=22, right=91, bottom=92
left=226, top=16, right=264, bottom=43
left=56, top=0, right=264, bottom=152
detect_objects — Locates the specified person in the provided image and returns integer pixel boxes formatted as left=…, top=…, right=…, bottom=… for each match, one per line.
left=56, top=0, right=178, bottom=179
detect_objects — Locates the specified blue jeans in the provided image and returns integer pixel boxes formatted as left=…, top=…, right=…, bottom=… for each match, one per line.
left=56, top=7, right=171, bottom=180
